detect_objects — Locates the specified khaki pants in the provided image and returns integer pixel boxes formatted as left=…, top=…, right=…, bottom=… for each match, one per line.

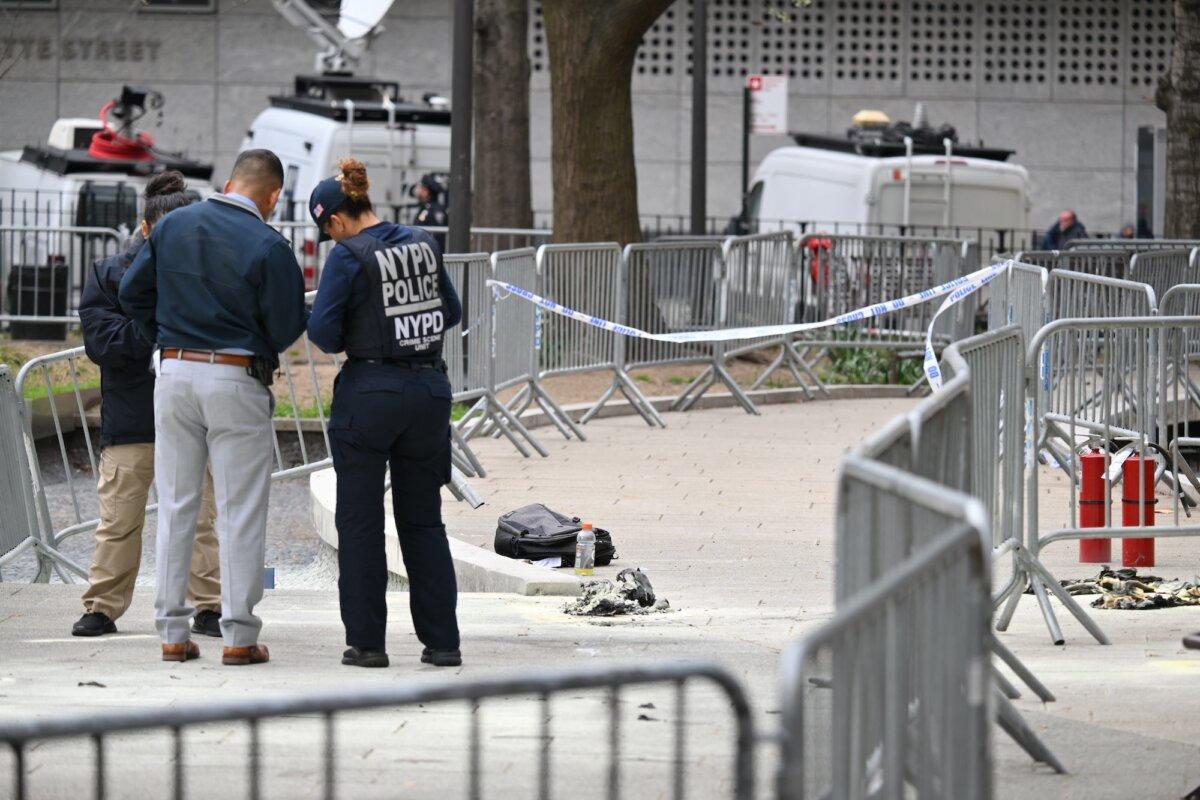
left=82, top=443, right=220, bottom=620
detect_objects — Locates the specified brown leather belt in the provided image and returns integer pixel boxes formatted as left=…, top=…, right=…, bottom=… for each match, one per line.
left=161, top=348, right=254, bottom=368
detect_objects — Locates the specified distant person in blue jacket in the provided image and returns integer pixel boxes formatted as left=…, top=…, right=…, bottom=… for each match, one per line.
left=119, top=150, right=307, bottom=666
left=72, top=171, right=222, bottom=640
left=1042, top=209, right=1088, bottom=250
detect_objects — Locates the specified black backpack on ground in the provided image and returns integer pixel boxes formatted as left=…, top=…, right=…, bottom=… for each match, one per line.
left=494, top=503, right=616, bottom=567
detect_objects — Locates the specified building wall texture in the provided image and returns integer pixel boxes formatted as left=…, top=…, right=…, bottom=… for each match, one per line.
left=0, top=0, right=1172, bottom=234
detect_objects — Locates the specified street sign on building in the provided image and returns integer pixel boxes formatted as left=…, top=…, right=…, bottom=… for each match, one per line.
left=747, top=74, right=788, bottom=135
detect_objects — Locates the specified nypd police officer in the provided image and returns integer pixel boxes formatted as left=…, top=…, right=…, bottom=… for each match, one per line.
left=307, top=158, right=462, bottom=669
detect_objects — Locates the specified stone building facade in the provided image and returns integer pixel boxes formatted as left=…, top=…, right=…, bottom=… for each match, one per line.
left=0, top=0, right=1173, bottom=233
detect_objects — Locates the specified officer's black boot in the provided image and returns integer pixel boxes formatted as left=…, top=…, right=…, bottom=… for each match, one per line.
left=342, top=647, right=389, bottom=668
left=421, top=647, right=462, bottom=667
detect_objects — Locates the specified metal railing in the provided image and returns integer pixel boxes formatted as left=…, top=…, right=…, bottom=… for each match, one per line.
left=0, top=662, right=755, bottom=800
left=1047, top=269, right=1157, bottom=320
left=779, top=458, right=993, bottom=800
left=1014, top=248, right=1131, bottom=279
left=0, top=365, right=43, bottom=577
left=1129, top=247, right=1197, bottom=303
left=1066, top=238, right=1200, bottom=252
left=0, top=226, right=124, bottom=331
left=986, top=260, right=1047, bottom=348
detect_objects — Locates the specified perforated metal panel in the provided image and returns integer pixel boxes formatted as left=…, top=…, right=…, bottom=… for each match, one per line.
left=1128, top=0, right=1173, bottom=89
left=1055, top=0, right=1123, bottom=92
left=831, top=0, right=904, bottom=93
left=527, top=0, right=1172, bottom=99
left=910, top=1, right=976, bottom=86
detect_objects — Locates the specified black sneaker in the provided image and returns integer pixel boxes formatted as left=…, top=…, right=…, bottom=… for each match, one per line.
left=72, top=612, right=116, bottom=637
left=342, top=647, right=389, bottom=668
left=421, top=647, right=462, bottom=667
left=192, top=609, right=222, bottom=638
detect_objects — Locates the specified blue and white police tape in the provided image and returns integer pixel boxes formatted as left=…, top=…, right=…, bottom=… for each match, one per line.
left=486, top=258, right=1013, bottom=389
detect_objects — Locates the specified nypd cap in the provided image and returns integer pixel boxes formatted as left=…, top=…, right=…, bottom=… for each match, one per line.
left=308, top=175, right=347, bottom=242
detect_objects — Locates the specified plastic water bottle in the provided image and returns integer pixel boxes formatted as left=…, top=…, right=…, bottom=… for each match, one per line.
left=575, top=523, right=596, bottom=576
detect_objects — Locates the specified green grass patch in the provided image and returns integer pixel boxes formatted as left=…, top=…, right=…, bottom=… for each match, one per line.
left=274, top=400, right=471, bottom=422
left=22, top=377, right=101, bottom=402
left=667, top=375, right=692, bottom=386
left=634, top=373, right=651, bottom=383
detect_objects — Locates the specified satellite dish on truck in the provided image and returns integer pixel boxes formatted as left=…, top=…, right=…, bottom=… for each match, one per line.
left=337, top=0, right=393, bottom=40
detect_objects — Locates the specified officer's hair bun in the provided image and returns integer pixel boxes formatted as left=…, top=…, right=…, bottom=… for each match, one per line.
left=145, top=170, right=187, bottom=198
left=337, top=157, right=370, bottom=201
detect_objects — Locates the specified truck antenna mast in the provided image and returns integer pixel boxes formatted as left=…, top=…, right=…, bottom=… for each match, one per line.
left=271, top=0, right=393, bottom=73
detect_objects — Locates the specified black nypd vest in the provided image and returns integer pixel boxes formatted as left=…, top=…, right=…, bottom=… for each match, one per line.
left=338, top=227, right=447, bottom=360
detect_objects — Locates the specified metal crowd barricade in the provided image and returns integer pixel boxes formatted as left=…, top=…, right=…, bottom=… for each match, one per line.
left=794, top=234, right=974, bottom=396
left=0, top=662, right=755, bottom=800
left=0, top=226, right=124, bottom=328
left=986, top=260, right=1047, bottom=347
left=1129, top=248, right=1197, bottom=305
left=0, top=366, right=45, bottom=581
left=10, top=292, right=482, bottom=581
left=423, top=226, right=553, bottom=253
left=1067, top=238, right=1200, bottom=252
left=671, top=232, right=797, bottom=415
left=1015, top=248, right=1131, bottom=279
left=779, top=459, right=994, bottom=800
left=842, top=348, right=1064, bottom=771
left=1019, top=316, right=1200, bottom=643
left=536, top=242, right=662, bottom=427
left=1046, top=269, right=1157, bottom=320
left=620, top=240, right=752, bottom=415
left=478, top=247, right=575, bottom=446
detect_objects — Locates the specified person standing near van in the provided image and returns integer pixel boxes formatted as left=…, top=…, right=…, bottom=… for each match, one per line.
left=1042, top=209, right=1088, bottom=250
left=307, top=158, right=462, bottom=669
left=119, top=150, right=307, bottom=665
left=73, top=171, right=222, bottom=639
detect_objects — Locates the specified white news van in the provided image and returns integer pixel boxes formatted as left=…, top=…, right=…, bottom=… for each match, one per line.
left=241, top=74, right=451, bottom=222
left=744, top=127, right=1031, bottom=237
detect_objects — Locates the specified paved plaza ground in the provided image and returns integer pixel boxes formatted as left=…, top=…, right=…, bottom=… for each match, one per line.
left=2, top=398, right=1199, bottom=798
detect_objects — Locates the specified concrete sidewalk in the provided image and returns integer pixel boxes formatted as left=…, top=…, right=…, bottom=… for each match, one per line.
left=2, top=399, right=1200, bottom=798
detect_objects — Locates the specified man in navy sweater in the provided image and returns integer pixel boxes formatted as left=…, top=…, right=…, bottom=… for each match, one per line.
left=120, top=150, right=306, bottom=666
left=73, top=172, right=222, bottom=639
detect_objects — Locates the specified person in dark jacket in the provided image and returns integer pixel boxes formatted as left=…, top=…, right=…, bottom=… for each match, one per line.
left=308, top=158, right=462, bottom=669
left=119, top=149, right=306, bottom=666
left=1041, top=209, right=1088, bottom=250
left=411, top=173, right=447, bottom=250
left=72, top=172, right=222, bottom=638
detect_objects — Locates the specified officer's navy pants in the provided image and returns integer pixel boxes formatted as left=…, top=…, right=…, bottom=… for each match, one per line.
left=328, top=360, right=460, bottom=652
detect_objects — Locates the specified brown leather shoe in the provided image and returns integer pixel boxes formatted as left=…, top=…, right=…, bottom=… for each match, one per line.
left=222, top=644, right=270, bottom=666
left=162, top=641, right=200, bottom=662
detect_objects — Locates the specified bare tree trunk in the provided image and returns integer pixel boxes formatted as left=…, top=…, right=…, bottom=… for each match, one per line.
left=541, top=0, right=673, bottom=244
left=1158, top=0, right=1200, bottom=237
left=473, top=0, right=533, bottom=230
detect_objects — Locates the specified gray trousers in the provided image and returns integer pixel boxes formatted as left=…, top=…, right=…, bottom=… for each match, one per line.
left=153, top=358, right=273, bottom=647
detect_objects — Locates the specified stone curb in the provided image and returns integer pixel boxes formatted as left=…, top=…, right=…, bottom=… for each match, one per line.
left=309, top=468, right=582, bottom=597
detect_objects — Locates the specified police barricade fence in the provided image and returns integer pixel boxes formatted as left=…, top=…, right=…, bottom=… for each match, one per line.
left=1046, top=269, right=1157, bottom=320
left=621, top=239, right=759, bottom=416
left=835, top=347, right=1063, bottom=771
left=716, top=232, right=812, bottom=403
left=985, top=260, right=1047, bottom=349
left=792, top=234, right=975, bottom=397
left=424, top=226, right=553, bottom=254
left=1013, top=249, right=1131, bottom=279
left=1067, top=238, right=1200, bottom=252
left=478, top=247, right=583, bottom=445
left=0, top=226, right=124, bottom=330
left=1129, top=247, right=1197, bottom=306
left=535, top=242, right=661, bottom=428
left=0, top=365, right=43, bottom=578
left=778, top=456, right=993, bottom=800
left=1020, top=315, right=1200, bottom=644
left=0, top=662, right=756, bottom=800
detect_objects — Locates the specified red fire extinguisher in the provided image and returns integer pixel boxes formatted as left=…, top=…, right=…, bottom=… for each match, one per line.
left=1078, top=449, right=1111, bottom=563
left=1122, top=454, right=1156, bottom=567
